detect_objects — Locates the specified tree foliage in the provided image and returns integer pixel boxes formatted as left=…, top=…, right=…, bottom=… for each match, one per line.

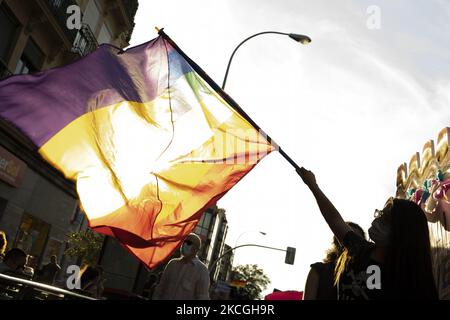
left=64, top=229, right=104, bottom=266
left=231, top=264, right=270, bottom=300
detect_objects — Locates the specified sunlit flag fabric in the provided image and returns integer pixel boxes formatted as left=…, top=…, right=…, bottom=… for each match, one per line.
left=0, top=31, right=274, bottom=268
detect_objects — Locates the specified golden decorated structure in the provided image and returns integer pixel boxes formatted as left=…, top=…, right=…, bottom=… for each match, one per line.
left=396, top=127, right=450, bottom=299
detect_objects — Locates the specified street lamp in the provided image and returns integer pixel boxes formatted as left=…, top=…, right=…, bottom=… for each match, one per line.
left=222, top=31, right=311, bottom=90
left=234, top=230, right=267, bottom=248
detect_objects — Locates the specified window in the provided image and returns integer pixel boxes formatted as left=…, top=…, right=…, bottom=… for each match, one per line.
left=83, top=0, right=100, bottom=33
left=14, top=213, right=51, bottom=268
left=203, top=213, right=212, bottom=228
left=0, top=3, right=19, bottom=62
left=194, top=211, right=215, bottom=239
left=97, top=23, right=112, bottom=44
left=42, top=238, right=62, bottom=264
left=70, top=203, right=84, bottom=225
left=14, top=38, right=44, bottom=75
left=0, top=197, right=7, bottom=223
left=14, top=58, right=29, bottom=75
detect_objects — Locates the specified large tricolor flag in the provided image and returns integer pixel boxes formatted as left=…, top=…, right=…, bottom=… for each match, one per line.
left=0, top=31, right=274, bottom=268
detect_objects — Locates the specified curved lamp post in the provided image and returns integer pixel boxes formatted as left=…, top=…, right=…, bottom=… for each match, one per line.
left=222, top=31, right=311, bottom=90
left=234, top=230, right=267, bottom=249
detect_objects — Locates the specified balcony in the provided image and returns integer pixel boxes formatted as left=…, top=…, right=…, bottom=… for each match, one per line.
left=0, top=57, right=12, bottom=80
left=72, top=23, right=98, bottom=57
left=122, top=0, right=139, bottom=25
left=45, top=0, right=79, bottom=45
left=119, top=0, right=138, bottom=44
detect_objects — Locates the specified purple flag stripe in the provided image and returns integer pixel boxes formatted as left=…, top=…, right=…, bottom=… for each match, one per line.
left=0, top=36, right=193, bottom=148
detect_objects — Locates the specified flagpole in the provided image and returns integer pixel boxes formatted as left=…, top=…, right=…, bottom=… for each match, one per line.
left=157, top=28, right=301, bottom=171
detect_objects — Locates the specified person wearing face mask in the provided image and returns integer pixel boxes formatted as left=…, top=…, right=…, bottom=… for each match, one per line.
left=297, top=167, right=438, bottom=300
left=153, top=233, right=210, bottom=300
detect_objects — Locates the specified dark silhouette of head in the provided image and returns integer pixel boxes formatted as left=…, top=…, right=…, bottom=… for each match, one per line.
left=50, top=255, right=57, bottom=264
left=81, top=266, right=101, bottom=289
left=4, top=248, right=27, bottom=271
left=180, top=233, right=201, bottom=260
left=324, top=222, right=365, bottom=263
left=332, top=222, right=366, bottom=285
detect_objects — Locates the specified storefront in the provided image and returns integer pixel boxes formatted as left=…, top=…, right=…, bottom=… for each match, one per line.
left=0, top=142, right=84, bottom=272
left=14, top=213, right=51, bottom=268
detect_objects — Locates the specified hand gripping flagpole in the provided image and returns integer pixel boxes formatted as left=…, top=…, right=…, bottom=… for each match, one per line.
left=156, top=28, right=302, bottom=171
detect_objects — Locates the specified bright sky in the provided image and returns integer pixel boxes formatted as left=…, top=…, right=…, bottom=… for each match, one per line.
left=129, top=0, right=450, bottom=296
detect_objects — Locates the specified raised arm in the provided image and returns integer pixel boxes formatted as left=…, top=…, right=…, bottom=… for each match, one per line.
left=296, top=167, right=351, bottom=244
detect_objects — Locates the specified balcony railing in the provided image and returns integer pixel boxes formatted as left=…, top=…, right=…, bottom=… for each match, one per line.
left=0, top=273, right=96, bottom=300
left=46, top=0, right=79, bottom=44
left=120, top=0, right=138, bottom=44
left=122, top=0, right=139, bottom=24
left=0, top=57, right=13, bottom=80
left=72, top=23, right=98, bottom=57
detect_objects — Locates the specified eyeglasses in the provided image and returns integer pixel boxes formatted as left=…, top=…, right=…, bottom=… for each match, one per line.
left=374, top=209, right=385, bottom=218
left=374, top=197, right=394, bottom=219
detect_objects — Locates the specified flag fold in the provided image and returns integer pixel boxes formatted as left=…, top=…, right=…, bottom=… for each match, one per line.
left=0, top=32, right=274, bottom=268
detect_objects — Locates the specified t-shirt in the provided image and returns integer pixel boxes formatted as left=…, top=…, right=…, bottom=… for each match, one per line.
left=152, top=257, right=210, bottom=300
left=337, top=231, right=384, bottom=300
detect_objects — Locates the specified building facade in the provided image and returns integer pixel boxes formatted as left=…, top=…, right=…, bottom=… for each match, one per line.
left=193, top=205, right=232, bottom=282
left=217, top=244, right=233, bottom=282
left=0, top=0, right=234, bottom=297
left=0, top=0, right=138, bottom=289
left=208, top=209, right=229, bottom=281
left=193, top=205, right=229, bottom=271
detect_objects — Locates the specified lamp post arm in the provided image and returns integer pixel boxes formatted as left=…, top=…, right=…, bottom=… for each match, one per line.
left=222, top=31, right=289, bottom=90
left=234, top=230, right=265, bottom=248
left=209, top=243, right=286, bottom=275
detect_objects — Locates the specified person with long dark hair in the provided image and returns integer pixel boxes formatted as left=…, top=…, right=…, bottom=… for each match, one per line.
left=297, top=167, right=438, bottom=300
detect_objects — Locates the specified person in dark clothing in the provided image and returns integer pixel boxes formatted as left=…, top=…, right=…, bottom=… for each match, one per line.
left=143, top=273, right=159, bottom=299
left=80, top=265, right=105, bottom=299
left=304, top=222, right=365, bottom=300
left=0, top=248, right=28, bottom=278
left=38, top=255, right=61, bottom=285
left=297, top=167, right=438, bottom=300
